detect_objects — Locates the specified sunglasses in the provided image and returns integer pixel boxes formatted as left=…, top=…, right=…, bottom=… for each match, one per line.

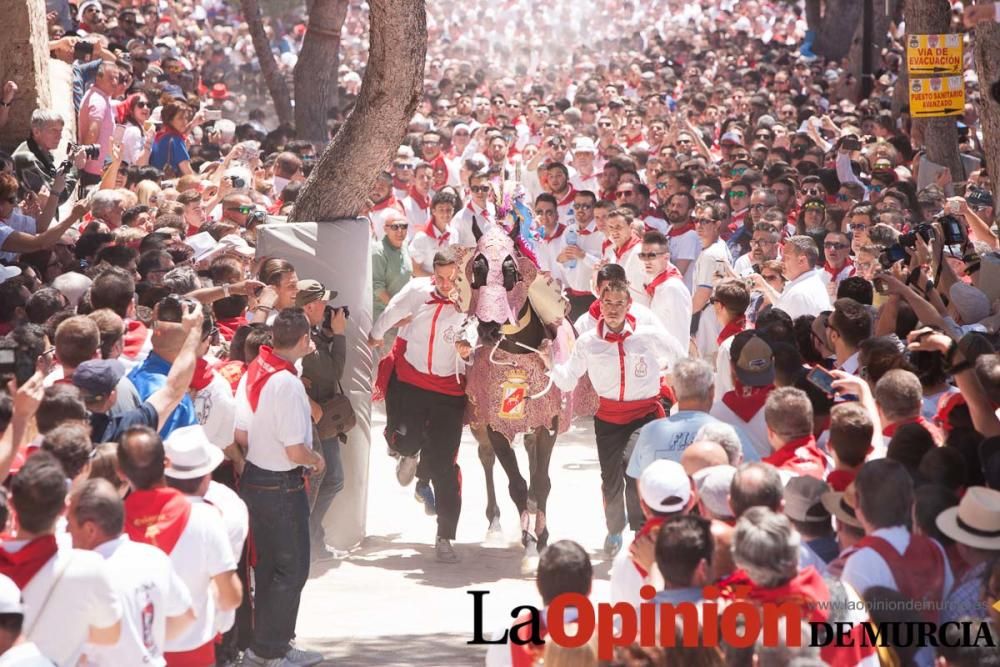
left=637, top=251, right=666, bottom=260
left=225, top=205, right=254, bottom=215
left=849, top=223, right=868, bottom=231
left=575, top=203, right=594, bottom=210
left=824, top=242, right=848, bottom=250
left=694, top=217, right=717, bottom=225
left=394, top=163, right=414, bottom=170
left=135, top=101, right=149, bottom=108
left=729, top=191, right=749, bottom=198
left=470, top=185, right=491, bottom=194
left=386, top=223, right=408, bottom=231
left=732, top=167, right=748, bottom=177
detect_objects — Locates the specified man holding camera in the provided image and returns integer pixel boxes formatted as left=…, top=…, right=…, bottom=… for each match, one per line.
left=13, top=110, right=83, bottom=203
left=296, top=280, right=352, bottom=563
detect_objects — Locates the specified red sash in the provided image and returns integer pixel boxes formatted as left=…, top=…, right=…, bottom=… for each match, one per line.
left=596, top=397, right=664, bottom=425
left=716, top=316, right=747, bottom=346
left=164, top=639, right=215, bottom=667
left=394, top=340, right=465, bottom=396
left=667, top=221, right=695, bottom=237
left=216, top=315, right=247, bottom=342
left=632, top=516, right=667, bottom=577
left=124, top=319, right=149, bottom=358
left=124, top=487, right=192, bottom=554
left=0, top=535, right=58, bottom=589
left=763, top=434, right=827, bottom=479
left=373, top=337, right=404, bottom=403
left=855, top=533, right=945, bottom=623
left=612, top=235, right=640, bottom=261
left=721, top=383, right=772, bottom=422
left=643, top=265, right=682, bottom=298
left=246, top=346, right=298, bottom=412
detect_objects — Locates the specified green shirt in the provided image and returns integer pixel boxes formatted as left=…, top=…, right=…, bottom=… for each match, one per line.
left=372, top=236, right=413, bottom=323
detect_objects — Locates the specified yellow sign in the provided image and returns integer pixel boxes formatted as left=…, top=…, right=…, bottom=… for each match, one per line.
left=907, top=33, right=963, bottom=75
left=909, top=76, right=965, bottom=118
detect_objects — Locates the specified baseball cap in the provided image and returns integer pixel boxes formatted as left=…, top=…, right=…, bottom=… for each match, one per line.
left=783, top=476, right=833, bottom=523
left=638, top=460, right=691, bottom=514
left=0, top=575, right=23, bottom=615
left=692, top=465, right=736, bottom=520
left=73, top=359, right=126, bottom=399
left=731, top=331, right=775, bottom=387
left=720, top=130, right=744, bottom=146
left=295, top=279, right=337, bottom=308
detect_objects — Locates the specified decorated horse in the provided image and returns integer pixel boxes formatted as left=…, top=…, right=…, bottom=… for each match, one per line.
left=457, top=198, right=595, bottom=571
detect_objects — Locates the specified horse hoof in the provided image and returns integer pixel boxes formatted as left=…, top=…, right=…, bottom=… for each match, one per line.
left=484, top=517, right=504, bottom=546
left=536, top=527, right=550, bottom=550
left=521, top=540, right=540, bottom=575
left=521, top=529, right=536, bottom=549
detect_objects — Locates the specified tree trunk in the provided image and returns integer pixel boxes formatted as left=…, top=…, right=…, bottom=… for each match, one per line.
left=813, top=0, right=865, bottom=60
left=291, top=0, right=426, bottom=222
left=293, top=0, right=349, bottom=145
left=973, top=1, right=1000, bottom=201
left=906, top=0, right=965, bottom=180
left=0, top=0, right=51, bottom=152
left=240, top=0, right=294, bottom=127
left=844, top=0, right=896, bottom=101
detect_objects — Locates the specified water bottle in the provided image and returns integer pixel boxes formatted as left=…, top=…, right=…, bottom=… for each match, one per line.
left=565, top=228, right=578, bottom=269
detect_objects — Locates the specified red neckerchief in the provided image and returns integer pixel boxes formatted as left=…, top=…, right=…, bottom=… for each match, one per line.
left=423, top=218, right=450, bottom=243
left=667, top=221, right=696, bottom=237
left=576, top=220, right=597, bottom=236
left=0, top=535, right=58, bottom=589
left=721, top=382, right=773, bottom=422
left=716, top=316, right=747, bottom=346
left=370, top=195, right=399, bottom=212
left=123, top=487, right=192, bottom=554
left=599, top=189, right=616, bottom=202
left=392, top=177, right=408, bottom=191
left=425, top=290, right=454, bottom=306
left=428, top=154, right=449, bottom=189
left=246, top=346, right=298, bottom=412
left=882, top=415, right=933, bottom=438
left=935, top=393, right=966, bottom=433
left=763, top=434, right=826, bottom=479
left=624, top=133, right=645, bottom=148
left=123, top=319, right=148, bottom=359
left=587, top=299, right=602, bottom=321
left=466, top=201, right=491, bottom=222
left=408, top=186, right=430, bottom=210
left=822, top=257, right=854, bottom=281
left=612, top=234, right=641, bottom=261
left=597, top=314, right=636, bottom=342
left=543, top=224, right=566, bottom=243
left=826, top=468, right=857, bottom=492
left=644, top=265, right=682, bottom=298
left=719, top=566, right=831, bottom=623
left=190, top=357, right=215, bottom=392
left=555, top=186, right=577, bottom=207
left=632, top=517, right=667, bottom=578
left=216, top=315, right=247, bottom=342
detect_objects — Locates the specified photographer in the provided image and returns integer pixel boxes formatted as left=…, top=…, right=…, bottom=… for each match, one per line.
left=296, top=280, right=351, bottom=563
left=12, top=110, right=83, bottom=204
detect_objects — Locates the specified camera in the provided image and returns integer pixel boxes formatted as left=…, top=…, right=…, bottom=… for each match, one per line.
left=245, top=210, right=267, bottom=228
left=937, top=214, right=966, bottom=246
left=323, top=305, right=349, bottom=330
left=157, top=294, right=197, bottom=323
left=840, top=135, right=862, bottom=152
left=69, top=143, right=101, bottom=160
left=899, top=223, right=934, bottom=249
left=880, top=243, right=908, bottom=269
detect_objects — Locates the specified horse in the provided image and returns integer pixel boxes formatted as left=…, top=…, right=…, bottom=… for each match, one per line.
left=461, top=218, right=581, bottom=571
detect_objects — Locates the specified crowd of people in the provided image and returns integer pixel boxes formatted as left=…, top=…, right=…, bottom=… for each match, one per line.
left=0, top=0, right=998, bottom=665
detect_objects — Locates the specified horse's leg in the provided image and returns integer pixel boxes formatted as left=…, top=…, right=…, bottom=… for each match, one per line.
left=486, top=427, right=530, bottom=529
left=472, top=425, right=500, bottom=532
left=526, top=419, right=557, bottom=550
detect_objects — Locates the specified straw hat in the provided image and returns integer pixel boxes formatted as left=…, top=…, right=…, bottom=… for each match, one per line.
left=820, top=482, right=863, bottom=529
left=936, top=486, right=1000, bottom=550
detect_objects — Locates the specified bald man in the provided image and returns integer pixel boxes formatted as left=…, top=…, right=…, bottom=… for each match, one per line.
left=680, top=440, right=729, bottom=477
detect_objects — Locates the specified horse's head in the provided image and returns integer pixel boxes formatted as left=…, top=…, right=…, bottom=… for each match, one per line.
left=467, top=222, right=536, bottom=335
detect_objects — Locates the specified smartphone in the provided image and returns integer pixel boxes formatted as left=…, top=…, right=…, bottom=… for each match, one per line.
left=113, top=124, right=127, bottom=144
left=806, top=366, right=837, bottom=395
left=204, top=109, right=222, bottom=121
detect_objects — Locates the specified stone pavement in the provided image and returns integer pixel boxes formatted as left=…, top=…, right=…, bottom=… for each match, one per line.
left=295, top=409, right=616, bottom=666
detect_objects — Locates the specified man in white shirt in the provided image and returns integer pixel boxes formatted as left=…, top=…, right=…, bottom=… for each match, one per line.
left=635, top=230, right=691, bottom=353
left=370, top=251, right=475, bottom=563
left=573, top=263, right=662, bottom=336
left=690, top=201, right=733, bottom=361
left=601, top=208, right=645, bottom=302
left=69, top=479, right=195, bottom=667
left=544, top=163, right=578, bottom=221
left=233, top=308, right=325, bottom=666
left=0, top=573, right=53, bottom=666
left=827, top=297, right=870, bottom=374
left=569, top=137, right=600, bottom=192
left=452, top=170, right=498, bottom=247
left=774, top=235, right=832, bottom=320
left=401, top=162, right=434, bottom=237
left=541, top=280, right=686, bottom=556
left=710, top=332, right=775, bottom=459
left=663, top=193, right=700, bottom=290
left=408, top=191, right=457, bottom=276
left=818, top=230, right=856, bottom=298
left=532, top=193, right=569, bottom=282
left=0, top=453, right=122, bottom=666
left=556, top=190, right=606, bottom=320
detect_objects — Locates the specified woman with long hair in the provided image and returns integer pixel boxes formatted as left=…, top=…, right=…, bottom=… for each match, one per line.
left=115, top=92, right=155, bottom=166
left=150, top=100, right=196, bottom=176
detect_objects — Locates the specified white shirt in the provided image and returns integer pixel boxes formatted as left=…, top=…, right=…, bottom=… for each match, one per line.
left=18, top=545, right=122, bottom=667
left=192, top=371, right=236, bottom=450
left=235, top=368, right=313, bottom=472
left=710, top=397, right=771, bottom=460
left=408, top=223, right=455, bottom=274
left=451, top=202, right=498, bottom=247
left=602, top=240, right=646, bottom=303
left=533, top=225, right=570, bottom=285
left=774, top=268, right=833, bottom=320
left=0, top=642, right=54, bottom=666
left=85, top=536, right=192, bottom=667
left=637, top=269, right=692, bottom=355
left=666, top=227, right=701, bottom=291
left=559, top=219, right=605, bottom=293
left=841, top=526, right=954, bottom=606
left=714, top=337, right=735, bottom=401
left=549, top=320, right=686, bottom=401
left=401, top=194, right=431, bottom=239
left=164, top=502, right=238, bottom=652
left=609, top=539, right=662, bottom=607
left=371, top=277, right=475, bottom=378
left=0, top=211, right=37, bottom=264
left=195, top=488, right=247, bottom=634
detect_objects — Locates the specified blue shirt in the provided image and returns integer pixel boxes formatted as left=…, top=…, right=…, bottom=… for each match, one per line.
left=150, top=134, right=191, bottom=173
left=127, top=351, right=197, bottom=437
left=627, top=411, right=720, bottom=478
